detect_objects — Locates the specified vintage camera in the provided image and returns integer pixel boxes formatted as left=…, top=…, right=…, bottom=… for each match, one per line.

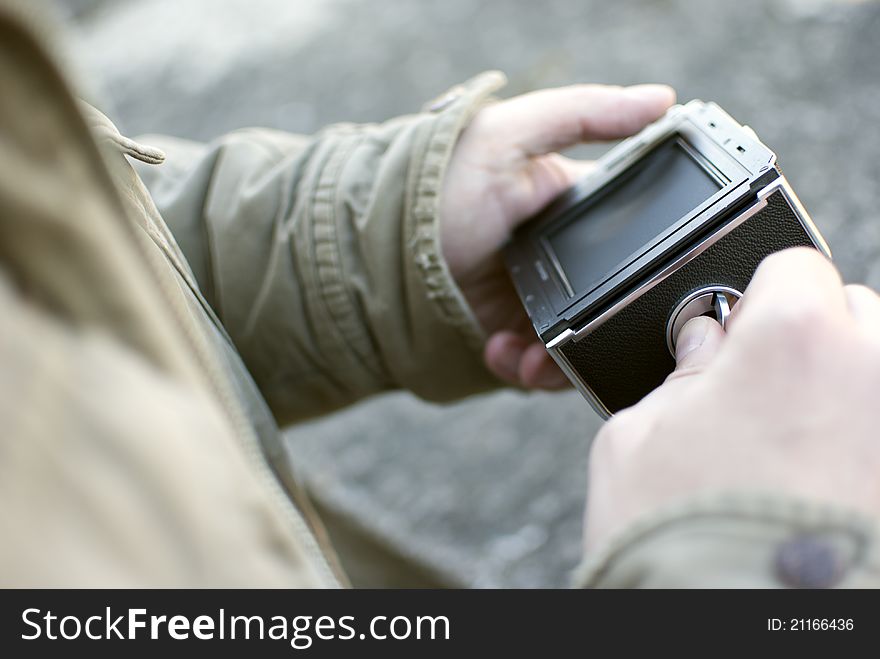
left=504, top=100, right=830, bottom=418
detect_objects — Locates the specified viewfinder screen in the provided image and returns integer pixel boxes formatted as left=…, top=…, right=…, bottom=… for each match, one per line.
left=546, top=137, right=722, bottom=296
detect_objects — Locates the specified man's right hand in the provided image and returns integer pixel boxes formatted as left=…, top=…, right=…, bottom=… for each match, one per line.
left=584, top=247, right=880, bottom=550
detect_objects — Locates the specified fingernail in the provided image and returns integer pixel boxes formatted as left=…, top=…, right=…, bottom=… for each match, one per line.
left=675, top=317, right=709, bottom=362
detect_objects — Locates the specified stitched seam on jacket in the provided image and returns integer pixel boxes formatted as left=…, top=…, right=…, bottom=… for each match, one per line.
left=407, top=73, right=506, bottom=352
left=309, top=130, right=385, bottom=384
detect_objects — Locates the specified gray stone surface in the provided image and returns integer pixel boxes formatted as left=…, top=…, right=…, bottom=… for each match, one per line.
left=61, top=0, right=880, bottom=586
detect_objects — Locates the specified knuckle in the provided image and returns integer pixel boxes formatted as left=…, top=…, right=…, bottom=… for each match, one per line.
left=593, top=408, right=639, bottom=451
left=845, top=283, right=880, bottom=301
left=590, top=423, right=614, bottom=457
left=589, top=407, right=659, bottom=481
left=760, top=246, right=828, bottom=273
left=845, top=283, right=872, bottom=294
left=590, top=420, right=620, bottom=464
left=768, top=298, right=830, bottom=335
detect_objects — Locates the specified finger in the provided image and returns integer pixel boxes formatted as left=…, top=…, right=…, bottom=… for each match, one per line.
left=483, top=83, right=676, bottom=156
left=845, top=284, right=880, bottom=335
left=508, top=154, right=598, bottom=222
left=518, top=342, right=570, bottom=390
left=732, top=248, right=847, bottom=329
left=484, top=331, right=530, bottom=385
left=669, top=316, right=725, bottom=380
left=551, top=155, right=597, bottom=186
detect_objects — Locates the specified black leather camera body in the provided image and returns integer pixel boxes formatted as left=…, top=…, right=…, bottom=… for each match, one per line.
left=504, top=101, right=830, bottom=418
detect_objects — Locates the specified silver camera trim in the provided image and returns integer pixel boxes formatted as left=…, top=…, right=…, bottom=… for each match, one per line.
left=557, top=101, right=775, bottom=220
left=665, top=285, right=742, bottom=356
left=546, top=176, right=831, bottom=420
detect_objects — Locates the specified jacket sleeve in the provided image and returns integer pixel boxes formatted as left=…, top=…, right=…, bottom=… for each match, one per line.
left=574, top=492, right=880, bottom=588
left=134, top=72, right=507, bottom=424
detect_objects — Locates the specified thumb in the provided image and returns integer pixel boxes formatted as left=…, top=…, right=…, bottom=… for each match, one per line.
left=672, top=316, right=725, bottom=377
left=483, top=83, right=676, bottom=157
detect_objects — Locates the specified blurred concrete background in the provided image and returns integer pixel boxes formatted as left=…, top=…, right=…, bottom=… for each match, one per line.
left=58, top=0, right=880, bottom=587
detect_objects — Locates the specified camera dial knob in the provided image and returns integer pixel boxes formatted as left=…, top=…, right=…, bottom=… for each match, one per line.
left=666, top=285, right=743, bottom=356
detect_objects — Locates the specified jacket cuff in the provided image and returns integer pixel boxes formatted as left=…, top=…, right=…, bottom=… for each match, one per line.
left=306, top=71, right=508, bottom=406
left=399, top=70, right=508, bottom=399
left=574, top=492, right=880, bottom=588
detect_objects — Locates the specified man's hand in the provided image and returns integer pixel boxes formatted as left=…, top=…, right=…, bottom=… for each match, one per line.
left=439, top=84, right=676, bottom=389
left=584, top=248, right=880, bottom=549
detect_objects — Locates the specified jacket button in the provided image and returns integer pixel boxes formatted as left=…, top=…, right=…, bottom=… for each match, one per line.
left=774, top=534, right=843, bottom=588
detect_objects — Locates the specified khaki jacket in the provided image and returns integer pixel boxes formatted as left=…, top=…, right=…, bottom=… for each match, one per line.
left=2, top=1, right=878, bottom=588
